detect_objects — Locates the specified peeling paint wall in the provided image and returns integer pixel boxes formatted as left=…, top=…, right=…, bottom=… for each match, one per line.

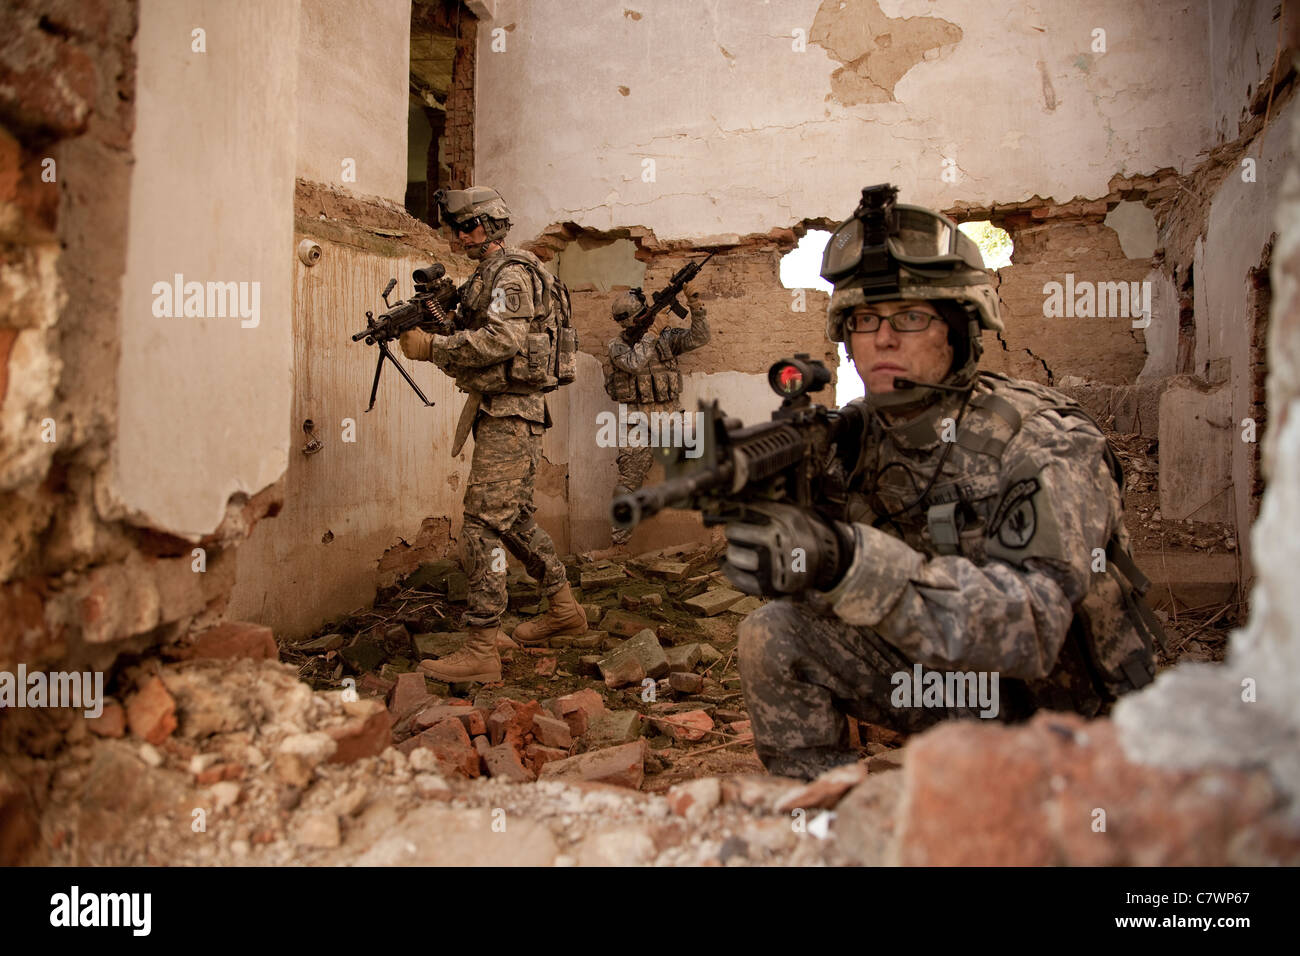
left=226, top=234, right=475, bottom=636
left=296, top=0, right=410, bottom=204
left=477, top=0, right=1211, bottom=241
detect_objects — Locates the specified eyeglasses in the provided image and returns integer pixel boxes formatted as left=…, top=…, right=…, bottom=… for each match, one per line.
left=846, top=309, right=941, bottom=333
left=452, top=216, right=483, bottom=235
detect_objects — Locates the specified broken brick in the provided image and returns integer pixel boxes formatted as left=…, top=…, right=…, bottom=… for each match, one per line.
left=668, top=671, right=703, bottom=695
left=664, top=644, right=702, bottom=672
left=484, top=743, right=536, bottom=783
left=388, top=672, right=431, bottom=717
left=550, top=688, right=605, bottom=737
left=412, top=702, right=474, bottom=731
left=580, top=567, right=627, bottom=589
left=598, top=650, right=645, bottom=689
left=651, top=710, right=714, bottom=742
left=583, top=710, right=643, bottom=749
left=525, top=743, right=570, bottom=775
left=685, top=588, right=744, bottom=616
left=126, top=676, right=177, bottom=745
left=531, top=712, right=573, bottom=749
left=775, top=762, right=868, bottom=814
left=600, top=609, right=658, bottom=638
left=539, top=740, right=647, bottom=790
left=326, top=700, right=393, bottom=764
left=186, top=621, right=279, bottom=660
left=398, top=719, right=480, bottom=779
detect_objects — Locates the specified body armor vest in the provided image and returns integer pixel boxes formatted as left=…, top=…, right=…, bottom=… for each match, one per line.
left=842, top=371, right=1165, bottom=713
left=605, top=336, right=684, bottom=404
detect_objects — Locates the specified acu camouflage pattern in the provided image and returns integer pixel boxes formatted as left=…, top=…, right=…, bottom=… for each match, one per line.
left=605, top=303, right=711, bottom=544
left=404, top=246, right=554, bottom=423
left=739, top=371, right=1157, bottom=779
left=400, top=246, right=567, bottom=627
left=604, top=301, right=710, bottom=405
left=460, top=415, right=567, bottom=629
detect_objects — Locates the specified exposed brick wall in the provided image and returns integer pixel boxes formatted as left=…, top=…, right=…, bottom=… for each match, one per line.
left=446, top=7, right=476, bottom=189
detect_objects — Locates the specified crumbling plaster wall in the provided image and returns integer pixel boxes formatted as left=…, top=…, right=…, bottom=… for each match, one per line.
left=476, top=0, right=1211, bottom=242
left=225, top=203, right=476, bottom=637
left=109, top=0, right=299, bottom=539
left=1111, top=60, right=1300, bottom=822
left=296, top=0, right=410, bottom=204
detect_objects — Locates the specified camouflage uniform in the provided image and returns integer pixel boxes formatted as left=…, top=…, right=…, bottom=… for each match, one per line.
left=604, top=301, right=710, bottom=543
left=734, top=187, right=1158, bottom=780
left=738, top=375, right=1135, bottom=778
left=403, top=246, right=568, bottom=629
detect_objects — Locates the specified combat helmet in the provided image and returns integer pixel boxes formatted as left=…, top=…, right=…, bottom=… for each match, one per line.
left=433, top=186, right=512, bottom=258
left=822, top=184, right=1002, bottom=407
left=611, top=289, right=648, bottom=324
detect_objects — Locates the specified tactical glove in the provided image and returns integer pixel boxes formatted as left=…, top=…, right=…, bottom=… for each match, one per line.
left=722, top=502, right=855, bottom=597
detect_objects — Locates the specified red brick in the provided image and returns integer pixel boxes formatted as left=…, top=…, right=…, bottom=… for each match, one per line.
left=126, top=676, right=176, bottom=745
left=484, top=743, right=535, bottom=783
left=326, top=701, right=393, bottom=764
left=897, top=713, right=1294, bottom=866
left=531, top=712, right=573, bottom=749
left=388, top=672, right=431, bottom=717
left=550, top=688, right=605, bottom=738
left=87, top=700, right=125, bottom=738
left=187, top=622, right=278, bottom=661
left=651, top=710, right=714, bottom=742
left=398, top=719, right=480, bottom=779
left=411, top=701, right=473, bottom=731
left=539, top=741, right=647, bottom=790
left=525, top=743, right=569, bottom=775
left=488, top=699, right=540, bottom=748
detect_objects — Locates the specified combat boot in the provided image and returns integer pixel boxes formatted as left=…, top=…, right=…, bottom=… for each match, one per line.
left=418, top=626, right=502, bottom=683
left=513, top=583, right=588, bottom=646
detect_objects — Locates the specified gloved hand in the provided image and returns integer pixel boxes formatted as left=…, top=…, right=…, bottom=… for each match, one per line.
left=400, top=329, right=448, bottom=361
left=722, top=502, right=855, bottom=597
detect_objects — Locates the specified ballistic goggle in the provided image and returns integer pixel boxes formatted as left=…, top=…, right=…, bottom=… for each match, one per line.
left=820, top=185, right=986, bottom=284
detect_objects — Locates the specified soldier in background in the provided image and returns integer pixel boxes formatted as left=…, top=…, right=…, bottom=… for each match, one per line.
left=400, top=187, right=586, bottom=683
left=603, top=288, right=710, bottom=547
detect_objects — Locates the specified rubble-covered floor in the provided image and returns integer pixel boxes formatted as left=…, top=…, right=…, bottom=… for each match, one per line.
left=5, top=420, right=1242, bottom=867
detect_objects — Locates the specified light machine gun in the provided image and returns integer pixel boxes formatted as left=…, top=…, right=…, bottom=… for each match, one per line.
left=610, top=355, right=867, bottom=544
left=351, top=263, right=463, bottom=411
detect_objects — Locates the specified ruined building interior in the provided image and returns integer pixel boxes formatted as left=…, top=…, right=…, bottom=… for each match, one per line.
left=2, top=0, right=1300, bottom=875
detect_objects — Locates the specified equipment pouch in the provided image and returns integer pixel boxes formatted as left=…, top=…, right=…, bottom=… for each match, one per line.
left=556, top=326, right=578, bottom=385
left=509, top=331, right=554, bottom=386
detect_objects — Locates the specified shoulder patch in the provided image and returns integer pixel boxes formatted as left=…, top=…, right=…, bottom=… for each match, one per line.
left=988, top=477, right=1040, bottom=549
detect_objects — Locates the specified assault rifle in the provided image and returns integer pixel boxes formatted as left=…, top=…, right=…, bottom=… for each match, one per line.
left=352, top=263, right=463, bottom=411
left=622, top=252, right=714, bottom=344
left=609, top=354, right=868, bottom=532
